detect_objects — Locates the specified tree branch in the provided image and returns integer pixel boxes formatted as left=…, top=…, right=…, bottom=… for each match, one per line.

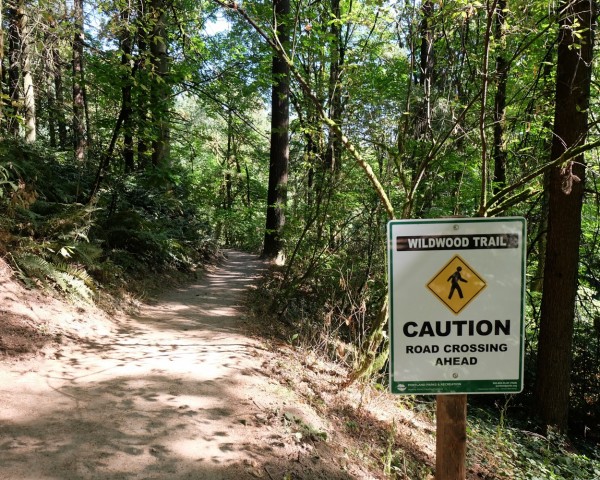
left=483, top=137, right=600, bottom=214
left=211, top=0, right=396, bottom=220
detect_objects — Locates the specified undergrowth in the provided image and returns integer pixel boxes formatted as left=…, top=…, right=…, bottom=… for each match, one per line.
left=0, top=140, right=216, bottom=304
left=250, top=258, right=600, bottom=480
left=468, top=407, right=600, bottom=480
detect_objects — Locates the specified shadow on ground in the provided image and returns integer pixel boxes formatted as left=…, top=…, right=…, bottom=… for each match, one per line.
left=0, top=251, right=356, bottom=480
left=1, top=372, right=354, bottom=479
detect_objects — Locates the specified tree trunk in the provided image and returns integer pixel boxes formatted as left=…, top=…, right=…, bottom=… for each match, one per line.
left=46, top=46, right=57, bottom=147
left=492, top=0, right=507, bottom=194
left=7, top=0, right=21, bottom=137
left=136, top=0, right=150, bottom=169
left=262, top=0, right=290, bottom=262
left=19, top=0, right=35, bottom=143
left=50, top=29, right=68, bottom=149
left=532, top=59, right=555, bottom=292
left=120, top=8, right=134, bottom=172
left=5, top=0, right=36, bottom=142
left=72, top=0, right=86, bottom=162
left=225, top=110, right=234, bottom=211
left=417, top=0, right=434, bottom=137
left=535, top=0, right=594, bottom=432
left=324, top=0, right=344, bottom=174
left=150, top=0, right=170, bottom=167
left=0, top=0, right=4, bottom=130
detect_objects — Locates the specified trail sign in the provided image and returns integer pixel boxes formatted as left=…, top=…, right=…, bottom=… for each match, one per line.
left=387, top=217, right=526, bottom=395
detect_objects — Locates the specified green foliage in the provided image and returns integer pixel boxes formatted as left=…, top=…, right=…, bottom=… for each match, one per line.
left=11, top=252, right=95, bottom=303
left=3, top=0, right=600, bottom=467
left=93, top=168, right=216, bottom=271
left=468, top=408, right=600, bottom=480
left=570, top=286, right=600, bottom=437
left=382, top=420, right=433, bottom=479
left=0, top=163, right=18, bottom=198
left=0, top=142, right=99, bottom=301
left=0, top=140, right=216, bottom=304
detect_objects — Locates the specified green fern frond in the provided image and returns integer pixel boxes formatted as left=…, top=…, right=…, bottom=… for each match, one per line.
left=71, top=242, right=104, bottom=267
left=51, top=271, right=94, bottom=303
left=12, top=252, right=95, bottom=303
left=14, top=252, right=53, bottom=276
left=55, top=261, right=95, bottom=289
left=12, top=253, right=53, bottom=289
left=47, top=267, right=69, bottom=292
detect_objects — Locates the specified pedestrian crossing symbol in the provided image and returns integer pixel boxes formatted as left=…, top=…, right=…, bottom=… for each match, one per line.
left=427, top=255, right=486, bottom=314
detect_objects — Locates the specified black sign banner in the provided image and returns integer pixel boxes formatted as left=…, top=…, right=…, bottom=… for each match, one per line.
left=396, top=234, right=519, bottom=251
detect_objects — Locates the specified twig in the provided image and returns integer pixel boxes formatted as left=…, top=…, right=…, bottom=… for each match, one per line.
left=264, top=466, right=275, bottom=480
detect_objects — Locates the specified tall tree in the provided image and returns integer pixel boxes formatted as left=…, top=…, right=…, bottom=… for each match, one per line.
left=120, top=6, right=134, bottom=172
left=149, top=0, right=170, bottom=167
left=3, top=0, right=36, bottom=141
left=418, top=0, right=434, bottom=137
left=72, top=0, right=86, bottom=162
left=7, top=0, right=21, bottom=136
left=535, top=0, right=595, bottom=432
left=136, top=0, right=150, bottom=169
left=52, top=27, right=68, bottom=150
left=492, top=0, right=508, bottom=194
left=19, top=0, right=35, bottom=142
left=324, top=0, right=345, bottom=173
left=0, top=0, right=4, bottom=130
left=263, top=0, right=290, bottom=262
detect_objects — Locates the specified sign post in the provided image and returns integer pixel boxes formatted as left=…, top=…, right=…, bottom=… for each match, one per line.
left=387, top=217, right=526, bottom=478
left=436, top=394, right=467, bottom=480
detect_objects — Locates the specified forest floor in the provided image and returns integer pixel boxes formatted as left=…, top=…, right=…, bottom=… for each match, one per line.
left=0, top=250, right=456, bottom=480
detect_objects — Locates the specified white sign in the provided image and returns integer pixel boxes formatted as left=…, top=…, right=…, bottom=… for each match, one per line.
left=387, top=217, right=526, bottom=394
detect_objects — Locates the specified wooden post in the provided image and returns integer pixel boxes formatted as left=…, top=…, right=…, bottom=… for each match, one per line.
left=436, top=394, right=467, bottom=480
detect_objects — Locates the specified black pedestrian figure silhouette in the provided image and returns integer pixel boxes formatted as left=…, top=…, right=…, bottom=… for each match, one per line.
left=448, top=266, right=467, bottom=299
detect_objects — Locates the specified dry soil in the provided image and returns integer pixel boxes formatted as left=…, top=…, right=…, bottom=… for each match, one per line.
left=0, top=250, right=375, bottom=480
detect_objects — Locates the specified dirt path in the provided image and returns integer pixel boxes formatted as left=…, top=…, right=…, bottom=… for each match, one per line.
left=0, top=251, right=359, bottom=480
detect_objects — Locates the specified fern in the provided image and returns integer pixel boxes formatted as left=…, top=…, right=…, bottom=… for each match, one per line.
left=0, top=163, right=18, bottom=199
left=54, top=262, right=95, bottom=288
left=11, top=253, right=95, bottom=303
left=52, top=271, right=94, bottom=303
left=33, top=203, right=98, bottom=241
left=70, top=242, right=103, bottom=269
left=11, top=253, right=54, bottom=289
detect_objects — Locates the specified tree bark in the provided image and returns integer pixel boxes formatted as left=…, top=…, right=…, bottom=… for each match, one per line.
left=324, top=0, right=344, bottom=174
left=46, top=45, right=57, bottom=147
left=225, top=110, right=234, bottom=211
left=120, top=7, right=134, bottom=172
left=0, top=0, right=4, bottom=130
left=7, top=0, right=21, bottom=136
left=532, top=59, right=555, bottom=292
left=52, top=37, right=68, bottom=149
left=262, top=0, right=290, bottom=262
left=535, top=0, right=594, bottom=432
left=493, top=0, right=507, bottom=194
left=19, top=0, right=35, bottom=143
left=136, top=0, right=150, bottom=169
left=5, top=0, right=36, bottom=142
left=418, top=0, right=434, bottom=137
left=72, top=0, right=86, bottom=162
left=150, top=0, right=170, bottom=167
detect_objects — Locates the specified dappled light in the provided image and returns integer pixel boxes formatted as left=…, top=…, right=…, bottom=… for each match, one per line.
left=0, top=252, right=360, bottom=479
left=1, top=0, right=600, bottom=474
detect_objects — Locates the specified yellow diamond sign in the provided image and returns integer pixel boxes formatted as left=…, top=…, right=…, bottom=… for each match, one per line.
left=427, top=255, right=486, bottom=314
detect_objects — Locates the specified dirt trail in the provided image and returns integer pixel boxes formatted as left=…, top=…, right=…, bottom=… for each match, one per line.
left=0, top=251, right=357, bottom=480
